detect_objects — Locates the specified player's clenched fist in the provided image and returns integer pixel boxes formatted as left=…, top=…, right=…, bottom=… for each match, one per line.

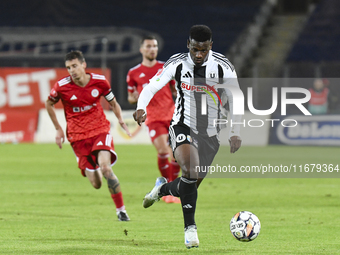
left=229, top=136, right=242, bottom=154
left=133, top=109, right=146, bottom=126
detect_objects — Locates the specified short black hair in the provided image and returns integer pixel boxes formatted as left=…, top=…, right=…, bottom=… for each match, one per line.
left=189, top=25, right=212, bottom=42
left=140, top=35, right=157, bottom=45
left=65, top=50, right=85, bottom=62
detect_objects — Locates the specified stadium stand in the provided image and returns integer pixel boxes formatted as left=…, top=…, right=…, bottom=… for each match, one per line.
left=0, top=0, right=266, bottom=60
left=0, top=0, right=267, bottom=109
left=283, top=0, right=340, bottom=113
left=287, top=0, right=340, bottom=63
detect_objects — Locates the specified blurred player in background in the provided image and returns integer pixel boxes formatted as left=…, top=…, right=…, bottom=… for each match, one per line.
left=308, top=78, right=329, bottom=114
left=127, top=35, right=180, bottom=204
left=46, top=50, right=131, bottom=221
left=134, top=25, right=242, bottom=248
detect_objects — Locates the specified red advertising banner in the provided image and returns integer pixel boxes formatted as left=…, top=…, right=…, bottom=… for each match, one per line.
left=0, top=68, right=111, bottom=111
left=0, top=110, right=38, bottom=143
left=0, top=68, right=111, bottom=142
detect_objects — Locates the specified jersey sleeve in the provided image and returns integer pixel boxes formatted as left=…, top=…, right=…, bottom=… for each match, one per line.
left=48, top=82, right=60, bottom=103
left=222, top=67, right=242, bottom=139
left=101, top=79, right=115, bottom=102
left=126, top=70, right=136, bottom=93
left=137, top=61, right=176, bottom=112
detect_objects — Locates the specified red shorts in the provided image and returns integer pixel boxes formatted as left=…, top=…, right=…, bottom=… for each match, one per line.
left=146, top=120, right=171, bottom=143
left=71, top=132, right=117, bottom=177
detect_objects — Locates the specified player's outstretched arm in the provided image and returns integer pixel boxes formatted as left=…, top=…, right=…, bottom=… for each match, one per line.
left=109, top=98, right=131, bottom=137
left=224, top=72, right=242, bottom=154
left=45, top=99, right=65, bottom=149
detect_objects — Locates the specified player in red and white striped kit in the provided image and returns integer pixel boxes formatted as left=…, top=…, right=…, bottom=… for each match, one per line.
left=127, top=36, right=180, bottom=203
left=46, top=50, right=130, bottom=221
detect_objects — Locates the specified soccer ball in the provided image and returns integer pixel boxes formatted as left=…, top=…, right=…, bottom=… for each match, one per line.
left=229, top=211, right=261, bottom=242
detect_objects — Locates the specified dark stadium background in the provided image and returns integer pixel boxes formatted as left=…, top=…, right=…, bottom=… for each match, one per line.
left=0, top=0, right=338, bottom=112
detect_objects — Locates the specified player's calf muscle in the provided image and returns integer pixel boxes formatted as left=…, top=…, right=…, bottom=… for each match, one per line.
left=103, top=171, right=121, bottom=194
left=107, top=178, right=120, bottom=194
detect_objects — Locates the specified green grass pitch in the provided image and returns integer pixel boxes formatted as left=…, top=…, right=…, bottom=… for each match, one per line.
left=0, top=143, right=340, bottom=254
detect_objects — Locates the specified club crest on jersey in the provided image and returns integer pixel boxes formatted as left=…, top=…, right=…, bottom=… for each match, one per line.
left=91, top=89, right=99, bottom=97
left=209, top=71, right=217, bottom=78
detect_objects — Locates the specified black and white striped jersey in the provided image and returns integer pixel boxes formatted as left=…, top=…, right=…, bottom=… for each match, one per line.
left=137, top=50, right=241, bottom=138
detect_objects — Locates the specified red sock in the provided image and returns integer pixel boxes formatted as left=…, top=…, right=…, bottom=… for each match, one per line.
left=158, top=153, right=170, bottom=180
left=111, top=192, right=124, bottom=210
left=170, top=159, right=180, bottom=181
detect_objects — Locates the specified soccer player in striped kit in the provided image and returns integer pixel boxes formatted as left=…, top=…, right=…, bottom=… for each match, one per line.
left=46, top=50, right=130, bottom=221
left=134, top=25, right=242, bottom=248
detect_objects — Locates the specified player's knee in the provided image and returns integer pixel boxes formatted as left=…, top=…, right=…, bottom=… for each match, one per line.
left=157, top=147, right=169, bottom=154
left=174, top=157, right=189, bottom=172
left=100, top=164, right=112, bottom=176
left=91, top=180, right=102, bottom=189
left=154, top=136, right=169, bottom=154
left=179, top=164, right=198, bottom=179
left=181, top=169, right=190, bottom=178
